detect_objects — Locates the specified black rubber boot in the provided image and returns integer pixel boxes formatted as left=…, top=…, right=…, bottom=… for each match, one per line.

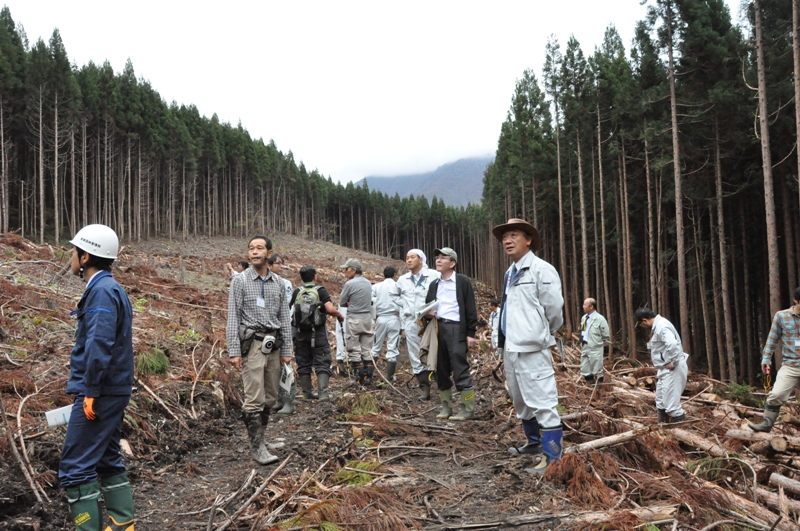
left=299, top=374, right=318, bottom=400
left=416, top=371, right=432, bottom=400
left=349, top=362, right=363, bottom=386
left=99, top=472, right=135, bottom=531
left=657, top=409, right=668, bottom=423
left=318, top=372, right=331, bottom=401
left=583, top=374, right=595, bottom=384
left=385, top=361, right=397, bottom=383
left=362, top=361, right=375, bottom=386
left=669, top=413, right=686, bottom=422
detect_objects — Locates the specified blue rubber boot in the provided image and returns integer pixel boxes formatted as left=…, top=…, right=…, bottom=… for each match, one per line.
left=528, top=425, right=562, bottom=474
left=509, top=418, right=542, bottom=455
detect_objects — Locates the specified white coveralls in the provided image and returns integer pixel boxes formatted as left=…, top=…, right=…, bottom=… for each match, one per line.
left=335, top=306, right=347, bottom=361
left=580, top=311, right=610, bottom=379
left=489, top=309, right=499, bottom=350
left=371, top=278, right=403, bottom=361
left=395, top=268, right=440, bottom=374
left=499, top=251, right=564, bottom=428
left=648, top=315, right=689, bottom=417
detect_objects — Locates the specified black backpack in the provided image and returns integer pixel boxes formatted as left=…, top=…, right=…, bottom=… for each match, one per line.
left=292, top=285, right=325, bottom=331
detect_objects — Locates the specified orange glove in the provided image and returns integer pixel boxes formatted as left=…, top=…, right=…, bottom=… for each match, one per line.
left=83, top=397, right=97, bottom=421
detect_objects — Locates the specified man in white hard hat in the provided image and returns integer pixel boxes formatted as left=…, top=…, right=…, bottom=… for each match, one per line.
left=59, top=224, right=136, bottom=531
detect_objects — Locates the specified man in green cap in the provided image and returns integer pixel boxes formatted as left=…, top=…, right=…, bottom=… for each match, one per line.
left=339, top=258, right=376, bottom=385
left=425, top=247, right=479, bottom=421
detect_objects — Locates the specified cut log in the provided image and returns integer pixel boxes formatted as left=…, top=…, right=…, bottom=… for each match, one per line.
left=690, top=477, right=796, bottom=531
left=625, top=376, right=637, bottom=387
left=725, top=429, right=800, bottom=450
left=756, top=486, right=800, bottom=513
left=781, top=413, right=800, bottom=427
left=769, top=473, right=800, bottom=497
left=566, top=427, right=652, bottom=454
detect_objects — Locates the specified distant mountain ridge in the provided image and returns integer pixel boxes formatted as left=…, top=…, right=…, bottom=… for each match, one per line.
left=356, top=156, right=493, bottom=207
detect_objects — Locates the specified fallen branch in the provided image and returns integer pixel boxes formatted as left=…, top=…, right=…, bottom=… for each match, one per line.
left=134, top=376, right=189, bottom=430
left=0, top=394, right=43, bottom=504
left=422, top=505, right=678, bottom=530
left=214, top=456, right=292, bottom=531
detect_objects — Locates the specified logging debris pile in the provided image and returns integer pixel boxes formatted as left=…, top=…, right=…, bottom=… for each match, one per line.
left=0, top=233, right=799, bottom=530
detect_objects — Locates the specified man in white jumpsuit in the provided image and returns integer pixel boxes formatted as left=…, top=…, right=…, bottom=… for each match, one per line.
left=635, top=308, right=689, bottom=422
left=395, top=249, right=440, bottom=399
left=494, top=218, right=564, bottom=474
left=580, top=298, right=610, bottom=384
left=371, top=266, right=403, bottom=381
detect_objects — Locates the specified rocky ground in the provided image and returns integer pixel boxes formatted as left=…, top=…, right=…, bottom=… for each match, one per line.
left=1, top=232, right=799, bottom=530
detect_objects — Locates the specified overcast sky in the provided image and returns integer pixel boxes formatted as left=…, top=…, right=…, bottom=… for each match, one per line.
left=4, top=0, right=742, bottom=183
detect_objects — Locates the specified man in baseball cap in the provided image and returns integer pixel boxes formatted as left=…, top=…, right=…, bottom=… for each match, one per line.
left=493, top=218, right=564, bottom=473
left=424, top=247, right=479, bottom=421
left=339, top=258, right=375, bottom=385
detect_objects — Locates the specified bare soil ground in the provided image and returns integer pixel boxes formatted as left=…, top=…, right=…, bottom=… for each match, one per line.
left=1, top=232, right=799, bottom=530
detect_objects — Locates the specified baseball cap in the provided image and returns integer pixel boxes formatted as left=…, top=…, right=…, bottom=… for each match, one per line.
left=434, top=247, right=457, bottom=262
left=340, top=258, right=363, bottom=270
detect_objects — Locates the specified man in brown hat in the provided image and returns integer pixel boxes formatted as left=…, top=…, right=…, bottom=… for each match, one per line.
left=493, top=218, right=564, bottom=474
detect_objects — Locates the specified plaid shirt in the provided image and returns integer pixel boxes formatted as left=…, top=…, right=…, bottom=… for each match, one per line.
left=226, top=267, right=293, bottom=358
left=762, top=307, right=800, bottom=367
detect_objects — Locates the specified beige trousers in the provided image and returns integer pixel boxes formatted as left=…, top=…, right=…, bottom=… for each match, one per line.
left=242, top=339, right=281, bottom=413
left=766, top=364, right=800, bottom=408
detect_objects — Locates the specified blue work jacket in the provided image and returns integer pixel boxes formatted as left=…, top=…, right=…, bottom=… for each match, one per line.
left=66, top=271, right=134, bottom=397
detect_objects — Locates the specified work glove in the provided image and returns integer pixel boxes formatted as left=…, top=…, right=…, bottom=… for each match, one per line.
left=83, top=397, right=97, bottom=421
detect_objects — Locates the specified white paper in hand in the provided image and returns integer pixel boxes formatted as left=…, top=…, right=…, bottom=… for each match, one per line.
left=415, top=300, right=438, bottom=322
left=279, top=363, right=295, bottom=392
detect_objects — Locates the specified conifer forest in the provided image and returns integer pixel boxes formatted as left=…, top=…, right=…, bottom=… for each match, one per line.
left=1, top=0, right=800, bottom=384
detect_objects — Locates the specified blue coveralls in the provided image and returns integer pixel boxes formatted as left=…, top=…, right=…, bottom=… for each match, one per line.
left=59, top=271, right=134, bottom=488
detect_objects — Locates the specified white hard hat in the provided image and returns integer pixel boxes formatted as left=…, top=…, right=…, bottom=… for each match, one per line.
left=70, top=224, right=119, bottom=259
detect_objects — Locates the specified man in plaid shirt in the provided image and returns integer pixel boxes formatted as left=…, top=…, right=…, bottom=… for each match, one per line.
left=227, top=236, right=293, bottom=464
left=750, top=286, right=800, bottom=432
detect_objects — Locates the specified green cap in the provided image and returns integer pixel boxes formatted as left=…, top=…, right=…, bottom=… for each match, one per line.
left=434, top=247, right=457, bottom=262
left=340, top=258, right=363, bottom=270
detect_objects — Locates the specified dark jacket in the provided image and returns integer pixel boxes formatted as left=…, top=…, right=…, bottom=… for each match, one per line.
left=66, top=271, right=134, bottom=397
left=425, top=273, right=478, bottom=339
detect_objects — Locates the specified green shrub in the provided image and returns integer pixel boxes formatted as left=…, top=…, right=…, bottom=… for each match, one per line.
left=136, top=348, right=169, bottom=375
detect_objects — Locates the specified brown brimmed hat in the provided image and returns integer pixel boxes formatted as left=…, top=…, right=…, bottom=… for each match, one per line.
left=491, top=218, right=541, bottom=252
